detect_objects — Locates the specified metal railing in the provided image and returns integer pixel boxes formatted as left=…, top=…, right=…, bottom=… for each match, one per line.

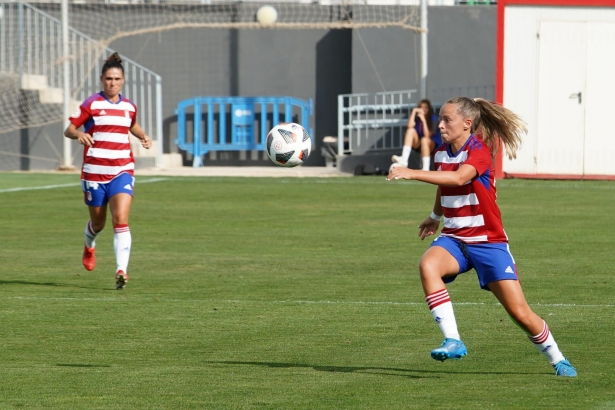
left=337, top=89, right=417, bottom=156
left=0, top=1, right=163, bottom=167
left=337, top=86, right=495, bottom=156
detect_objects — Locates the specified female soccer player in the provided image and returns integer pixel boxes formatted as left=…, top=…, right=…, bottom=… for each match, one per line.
left=387, top=97, right=577, bottom=377
left=64, top=52, right=151, bottom=289
left=391, top=99, right=442, bottom=171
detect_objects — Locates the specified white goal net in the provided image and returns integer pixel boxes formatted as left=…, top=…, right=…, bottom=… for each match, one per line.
left=0, top=0, right=420, bottom=169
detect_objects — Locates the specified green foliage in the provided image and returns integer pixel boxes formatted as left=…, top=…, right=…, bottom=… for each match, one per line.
left=0, top=174, right=613, bottom=409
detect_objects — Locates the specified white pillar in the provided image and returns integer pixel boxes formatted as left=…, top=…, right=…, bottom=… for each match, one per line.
left=156, top=75, right=163, bottom=168
left=420, top=0, right=428, bottom=99
left=61, top=0, right=73, bottom=169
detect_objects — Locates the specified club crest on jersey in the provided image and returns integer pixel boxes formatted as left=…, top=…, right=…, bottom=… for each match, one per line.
left=124, top=110, right=130, bottom=118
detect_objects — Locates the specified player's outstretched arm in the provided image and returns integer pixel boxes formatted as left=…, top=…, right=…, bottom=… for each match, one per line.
left=387, top=164, right=477, bottom=187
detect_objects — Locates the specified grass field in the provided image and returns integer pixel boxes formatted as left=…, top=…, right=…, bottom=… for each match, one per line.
left=0, top=172, right=614, bottom=409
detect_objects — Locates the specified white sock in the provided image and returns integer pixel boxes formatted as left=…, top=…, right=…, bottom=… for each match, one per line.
left=422, top=156, right=431, bottom=171
left=84, top=220, right=100, bottom=248
left=528, top=321, right=565, bottom=365
left=113, top=224, right=131, bottom=273
left=401, top=145, right=411, bottom=162
left=426, top=289, right=461, bottom=340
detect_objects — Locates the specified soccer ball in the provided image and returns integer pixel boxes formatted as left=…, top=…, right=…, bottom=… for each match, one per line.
left=256, top=5, right=278, bottom=24
left=266, top=122, right=312, bottom=167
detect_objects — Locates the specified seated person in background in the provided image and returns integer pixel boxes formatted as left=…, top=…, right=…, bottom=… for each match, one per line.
left=391, top=99, right=442, bottom=171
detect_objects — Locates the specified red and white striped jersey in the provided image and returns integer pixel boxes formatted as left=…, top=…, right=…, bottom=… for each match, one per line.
left=69, top=92, right=137, bottom=183
left=433, top=135, right=508, bottom=243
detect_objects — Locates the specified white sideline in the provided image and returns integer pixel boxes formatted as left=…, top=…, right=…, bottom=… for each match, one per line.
left=272, top=300, right=615, bottom=308
left=8, top=296, right=615, bottom=308
left=0, top=177, right=168, bottom=193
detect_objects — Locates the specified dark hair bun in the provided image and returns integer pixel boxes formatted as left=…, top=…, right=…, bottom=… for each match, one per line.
left=106, top=52, right=123, bottom=64
left=101, top=52, right=124, bottom=75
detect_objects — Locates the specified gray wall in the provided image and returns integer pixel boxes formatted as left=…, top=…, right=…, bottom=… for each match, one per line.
left=1, top=4, right=495, bottom=171
left=352, top=5, right=496, bottom=103
left=110, top=27, right=351, bottom=166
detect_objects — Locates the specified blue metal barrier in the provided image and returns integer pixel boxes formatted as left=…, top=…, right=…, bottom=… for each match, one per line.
left=175, top=96, right=313, bottom=167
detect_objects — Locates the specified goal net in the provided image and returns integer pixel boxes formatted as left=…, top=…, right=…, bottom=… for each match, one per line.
left=0, top=0, right=420, bottom=169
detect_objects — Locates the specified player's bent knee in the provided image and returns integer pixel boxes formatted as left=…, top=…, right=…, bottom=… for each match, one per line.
left=419, top=258, right=443, bottom=279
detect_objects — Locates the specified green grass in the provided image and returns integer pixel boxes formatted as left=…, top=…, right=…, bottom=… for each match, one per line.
left=0, top=173, right=614, bottom=409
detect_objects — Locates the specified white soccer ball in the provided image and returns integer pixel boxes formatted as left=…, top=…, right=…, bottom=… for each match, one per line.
left=256, top=5, right=278, bottom=24
left=266, top=122, right=312, bottom=167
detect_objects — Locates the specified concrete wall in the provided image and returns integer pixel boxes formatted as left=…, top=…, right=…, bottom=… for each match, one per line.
left=110, top=27, right=352, bottom=166
left=352, top=5, right=496, bottom=102
left=1, top=4, right=495, bottom=171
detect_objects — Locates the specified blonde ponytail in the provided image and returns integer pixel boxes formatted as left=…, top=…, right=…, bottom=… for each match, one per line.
left=444, top=97, right=526, bottom=159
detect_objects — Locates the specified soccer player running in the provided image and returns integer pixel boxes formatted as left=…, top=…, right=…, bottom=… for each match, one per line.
left=387, top=97, right=577, bottom=377
left=64, top=52, right=152, bottom=289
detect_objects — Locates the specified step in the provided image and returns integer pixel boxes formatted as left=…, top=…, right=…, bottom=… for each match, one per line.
left=20, top=74, right=48, bottom=91
left=162, top=153, right=183, bottom=168
left=39, top=88, right=63, bottom=104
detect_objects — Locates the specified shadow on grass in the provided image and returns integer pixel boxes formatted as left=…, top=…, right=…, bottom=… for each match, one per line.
left=0, top=279, right=118, bottom=291
left=209, top=361, right=550, bottom=378
left=0, top=280, right=66, bottom=287
left=56, top=364, right=112, bottom=368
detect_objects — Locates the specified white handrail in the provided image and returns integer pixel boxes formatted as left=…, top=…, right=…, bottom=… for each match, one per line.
left=2, top=1, right=164, bottom=168
left=338, top=89, right=417, bottom=155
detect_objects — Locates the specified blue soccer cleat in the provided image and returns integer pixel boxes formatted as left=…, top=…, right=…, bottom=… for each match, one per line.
left=553, top=359, right=577, bottom=377
left=431, top=338, right=468, bottom=362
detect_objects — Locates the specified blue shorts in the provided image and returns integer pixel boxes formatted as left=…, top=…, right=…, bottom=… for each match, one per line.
left=82, top=172, right=135, bottom=207
left=430, top=236, right=519, bottom=290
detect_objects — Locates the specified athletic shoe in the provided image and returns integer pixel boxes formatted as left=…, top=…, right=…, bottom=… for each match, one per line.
left=553, top=359, right=577, bottom=377
left=115, top=270, right=129, bottom=290
left=430, top=338, right=468, bottom=362
left=391, top=155, right=408, bottom=167
left=82, top=246, right=96, bottom=271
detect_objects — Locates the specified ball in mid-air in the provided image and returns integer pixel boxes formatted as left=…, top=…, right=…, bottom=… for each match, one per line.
left=266, top=122, right=312, bottom=167
left=256, top=5, right=278, bottom=24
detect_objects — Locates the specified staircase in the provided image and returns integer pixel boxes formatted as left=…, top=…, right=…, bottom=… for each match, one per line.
left=1, top=1, right=167, bottom=168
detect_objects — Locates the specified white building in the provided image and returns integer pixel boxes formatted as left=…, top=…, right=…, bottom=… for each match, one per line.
left=497, top=0, right=615, bottom=179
